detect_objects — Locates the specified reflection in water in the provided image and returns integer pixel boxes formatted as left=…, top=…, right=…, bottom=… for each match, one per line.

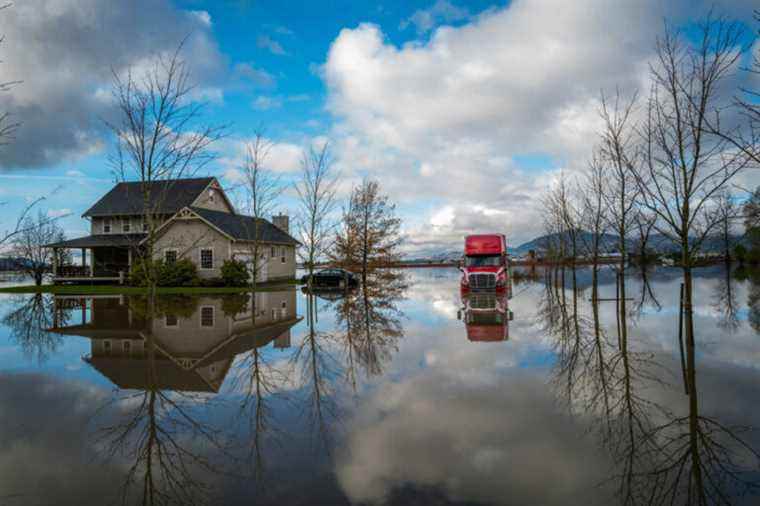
left=458, top=292, right=511, bottom=342
left=330, top=268, right=407, bottom=385
left=538, top=265, right=760, bottom=505
left=48, top=291, right=301, bottom=505
left=1, top=267, right=760, bottom=504
left=2, top=293, right=63, bottom=362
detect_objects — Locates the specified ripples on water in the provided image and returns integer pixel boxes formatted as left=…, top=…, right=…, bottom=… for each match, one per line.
left=0, top=265, right=758, bottom=505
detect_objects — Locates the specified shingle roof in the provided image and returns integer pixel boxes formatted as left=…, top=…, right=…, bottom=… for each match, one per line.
left=190, top=207, right=300, bottom=245
left=45, top=233, right=147, bottom=248
left=83, top=177, right=215, bottom=217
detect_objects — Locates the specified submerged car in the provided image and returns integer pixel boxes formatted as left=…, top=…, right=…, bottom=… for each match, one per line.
left=300, top=268, right=359, bottom=289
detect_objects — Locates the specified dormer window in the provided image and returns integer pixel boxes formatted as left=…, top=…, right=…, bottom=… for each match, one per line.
left=122, top=219, right=131, bottom=233
left=103, top=219, right=111, bottom=234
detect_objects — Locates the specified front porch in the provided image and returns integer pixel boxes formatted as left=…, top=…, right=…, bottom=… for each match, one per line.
left=46, top=234, right=145, bottom=284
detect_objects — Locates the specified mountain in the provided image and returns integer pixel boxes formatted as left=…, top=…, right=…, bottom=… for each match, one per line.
left=512, top=231, right=748, bottom=256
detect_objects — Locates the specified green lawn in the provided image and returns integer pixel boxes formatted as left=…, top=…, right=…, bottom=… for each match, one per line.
left=0, top=279, right=299, bottom=295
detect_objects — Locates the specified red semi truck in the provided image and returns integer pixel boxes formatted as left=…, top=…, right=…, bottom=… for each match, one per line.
left=459, top=234, right=510, bottom=293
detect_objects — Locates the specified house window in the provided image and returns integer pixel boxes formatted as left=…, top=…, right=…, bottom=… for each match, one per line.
left=165, top=314, right=178, bottom=327
left=270, top=246, right=276, bottom=257
left=200, top=249, right=213, bottom=269
left=165, top=250, right=177, bottom=264
left=281, top=301, right=287, bottom=309
left=123, top=340, right=131, bottom=353
left=103, top=219, right=111, bottom=234
left=200, top=306, right=214, bottom=327
left=103, top=340, right=111, bottom=354
left=281, top=246, right=286, bottom=264
left=271, top=309, right=277, bottom=320
left=122, top=219, right=131, bottom=233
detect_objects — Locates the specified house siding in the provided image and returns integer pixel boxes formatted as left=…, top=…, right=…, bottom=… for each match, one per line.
left=192, top=186, right=234, bottom=213
left=153, top=218, right=232, bottom=279
left=231, top=243, right=296, bottom=282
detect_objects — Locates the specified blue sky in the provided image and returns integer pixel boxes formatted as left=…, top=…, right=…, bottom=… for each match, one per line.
left=0, top=0, right=757, bottom=254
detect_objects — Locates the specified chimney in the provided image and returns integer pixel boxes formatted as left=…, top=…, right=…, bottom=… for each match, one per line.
left=272, top=213, right=289, bottom=233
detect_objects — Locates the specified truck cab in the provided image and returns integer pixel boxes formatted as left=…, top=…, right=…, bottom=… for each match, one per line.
left=460, top=234, right=510, bottom=293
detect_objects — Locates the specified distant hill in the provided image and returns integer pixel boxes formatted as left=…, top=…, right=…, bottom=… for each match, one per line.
left=512, top=231, right=748, bottom=256
left=402, top=231, right=748, bottom=261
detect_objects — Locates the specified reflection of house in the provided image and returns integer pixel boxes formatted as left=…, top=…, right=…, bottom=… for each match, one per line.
left=46, top=177, right=300, bottom=283
left=49, top=291, right=301, bottom=392
left=458, top=293, right=512, bottom=342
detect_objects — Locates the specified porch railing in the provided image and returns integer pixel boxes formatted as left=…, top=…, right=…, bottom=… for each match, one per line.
left=56, top=265, right=90, bottom=278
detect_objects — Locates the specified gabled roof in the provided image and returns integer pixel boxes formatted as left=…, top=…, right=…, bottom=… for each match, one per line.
left=82, top=177, right=216, bottom=217
left=189, top=207, right=300, bottom=245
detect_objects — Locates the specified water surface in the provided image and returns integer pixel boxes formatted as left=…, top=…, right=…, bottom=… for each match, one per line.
left=0, top=266, right=758, bottom=505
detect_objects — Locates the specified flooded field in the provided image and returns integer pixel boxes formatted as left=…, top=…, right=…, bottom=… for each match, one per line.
left=0, top=266, right=758, bottom=505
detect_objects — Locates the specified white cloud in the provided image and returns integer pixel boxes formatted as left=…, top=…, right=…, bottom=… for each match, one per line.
left=322, top=0, right=757, bottom=251
left=65, top=170, right=84, bottom=177
left=0, top=0, right=226, bottom=170
left=252, top=96, right=283, bottom=110
left=400, top=0, right=469, bottom=35
left=189, top=10, right=212, bottom=27
left=47, top=208, right=71, bottom=218
left=257, top=34, right=287, bottom=56
left=233, top=62, right=277, bottom=88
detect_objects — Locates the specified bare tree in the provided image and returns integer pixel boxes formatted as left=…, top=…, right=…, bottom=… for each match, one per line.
left=295, top=142, right=338, bottom=279
left=12, top=210, right=69, bottom=285
left=236, top=131, right=283, bottom=292
left=702, top=11, right=760, bottom=167
left=107, top=41, right=225, bottom=290
left=333, top=179, right=402, bottom=281
left=713, top=187, right=739, bottom=261
left=633, top=19, right=749, bottom=492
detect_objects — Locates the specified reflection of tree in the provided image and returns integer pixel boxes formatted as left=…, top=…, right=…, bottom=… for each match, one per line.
left=230, top=301, right=289, bottom=483
left=291, top=291, right=341, bottom=451
left=332, top=268, right=407, bottom=384
left=539, top=267, right=760, bottom=504
left=711, top=265, right=739, bottom=333
left=92, top=297, right=230, bottom=506
left=2, top=294, right=63, bottom=363
left=736, top=267, right=760, bottom=334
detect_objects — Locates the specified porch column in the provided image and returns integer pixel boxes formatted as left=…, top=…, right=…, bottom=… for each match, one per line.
left=52, top=248, right=58, bottom=277
left=128, top=248, right=132, bottom=269
left=88, top=248, right=94, bottom=278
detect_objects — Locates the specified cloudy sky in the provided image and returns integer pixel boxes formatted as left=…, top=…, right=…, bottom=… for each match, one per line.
left=0, top=0, right=757, bottom=254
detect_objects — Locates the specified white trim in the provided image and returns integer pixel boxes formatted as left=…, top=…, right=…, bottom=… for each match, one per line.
left=122, top=218, right=131, bottom=233
left=199, top=247, right=214, bottom=270
left=200, top=305, right=215, bottom=328
left=103, top=218, right=111, bottom=234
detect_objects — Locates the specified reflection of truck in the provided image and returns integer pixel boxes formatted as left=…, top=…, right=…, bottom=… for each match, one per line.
left=460, top=234, right=510, bottom=293
left=458, top=292, right=512, bottom=342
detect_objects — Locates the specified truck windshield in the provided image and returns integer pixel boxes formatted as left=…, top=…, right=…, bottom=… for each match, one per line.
left=465, top=255, right=501, bottom=267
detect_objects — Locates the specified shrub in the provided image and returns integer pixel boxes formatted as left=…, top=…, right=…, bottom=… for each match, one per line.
left=221, top=259, right=249, bottom=287
left=129, top=258, right=199, bottom=287
left=159, top=258, right=199, bottom=287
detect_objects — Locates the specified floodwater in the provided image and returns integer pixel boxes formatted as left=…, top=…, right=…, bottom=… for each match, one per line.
left=0, top=266, right=759, bottom=505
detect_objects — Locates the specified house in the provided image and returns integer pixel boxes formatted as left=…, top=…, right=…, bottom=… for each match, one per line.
left=48, top=290, right=301, bottom=392
left=46, top=177, right=300, bottom=284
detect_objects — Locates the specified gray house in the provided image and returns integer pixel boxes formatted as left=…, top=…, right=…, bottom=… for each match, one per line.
left=47, top=177, right=300, bottom=284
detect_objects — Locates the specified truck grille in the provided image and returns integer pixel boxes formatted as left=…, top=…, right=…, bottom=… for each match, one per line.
left=469, top=294, right=497, bottom=309
left=469, top=273, right=496, bottom=290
